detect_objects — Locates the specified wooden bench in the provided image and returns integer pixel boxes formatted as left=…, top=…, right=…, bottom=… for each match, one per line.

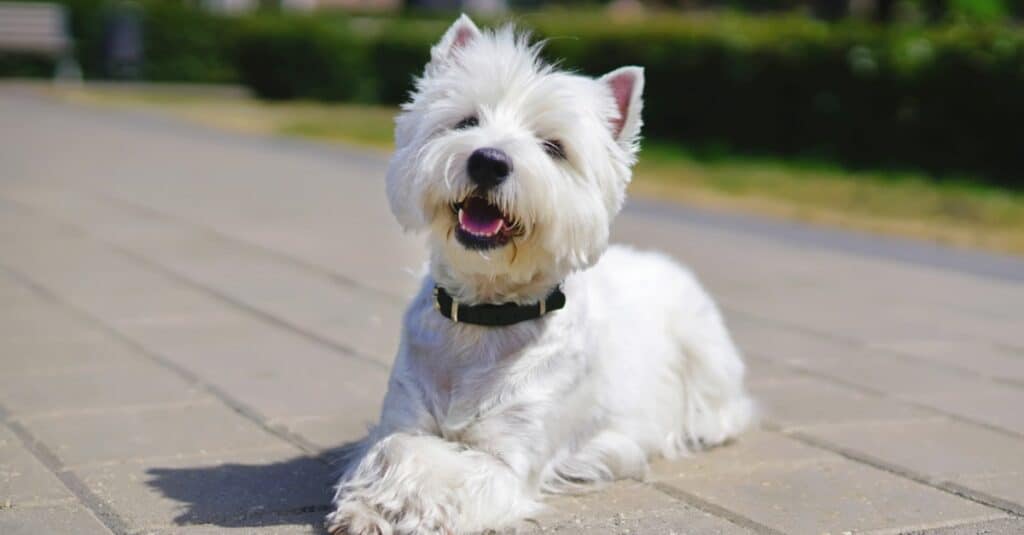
left=0, top=1, right=80, bottom=79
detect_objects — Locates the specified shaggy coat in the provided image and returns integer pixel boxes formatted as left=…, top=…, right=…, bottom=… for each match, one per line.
left=328, top=15, right=753, bottom=535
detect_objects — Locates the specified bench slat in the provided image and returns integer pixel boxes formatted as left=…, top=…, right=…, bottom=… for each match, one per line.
left=0, top=2, right=70, bottom=55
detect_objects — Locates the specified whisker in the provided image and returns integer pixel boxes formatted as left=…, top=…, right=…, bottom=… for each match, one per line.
left=443, top=154, right=456, bottom=190
left=414, top=143, right=434, bottom=174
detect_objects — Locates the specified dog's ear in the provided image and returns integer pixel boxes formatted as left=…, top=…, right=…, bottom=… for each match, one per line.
left=600, top=66, right=645, bottom=148
left=430, top=14, right=482, bottom=66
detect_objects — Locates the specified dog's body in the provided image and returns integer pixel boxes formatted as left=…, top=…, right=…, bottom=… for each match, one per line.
left=328, top=16, right=752, bottom=535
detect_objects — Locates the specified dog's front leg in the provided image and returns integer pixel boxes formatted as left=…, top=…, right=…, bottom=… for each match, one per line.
left=327, top=432, right=540, bottom=535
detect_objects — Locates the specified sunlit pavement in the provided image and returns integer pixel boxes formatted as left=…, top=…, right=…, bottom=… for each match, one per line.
left=2, top=86, right=1023, bottom=534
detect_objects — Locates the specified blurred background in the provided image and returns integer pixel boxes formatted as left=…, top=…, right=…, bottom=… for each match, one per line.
left=2, top=0, right=1023, bottom=254
left=3, top=2, right=1024, bottom=533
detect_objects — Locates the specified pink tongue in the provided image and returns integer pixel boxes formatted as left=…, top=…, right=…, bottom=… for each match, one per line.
left=459, top=197, right=504, bottom=235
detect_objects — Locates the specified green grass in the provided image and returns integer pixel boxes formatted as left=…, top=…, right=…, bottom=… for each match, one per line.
left=51, top=83, right=1024, bottom=256
left=54, top=84, right=397, bottom=149
left=635, top=148, right=1024, bottom=253
left=276, top=105, right=396, bottom=147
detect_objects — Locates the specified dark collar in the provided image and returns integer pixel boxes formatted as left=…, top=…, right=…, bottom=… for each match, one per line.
left=433, top=285, right=566, bottom=327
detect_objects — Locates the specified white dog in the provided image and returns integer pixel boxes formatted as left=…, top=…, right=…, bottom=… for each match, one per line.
left=327, top=15, right=753, bottom=534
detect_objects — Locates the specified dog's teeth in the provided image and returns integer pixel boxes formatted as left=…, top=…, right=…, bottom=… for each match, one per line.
left=458, top=208, right=505, bottom=238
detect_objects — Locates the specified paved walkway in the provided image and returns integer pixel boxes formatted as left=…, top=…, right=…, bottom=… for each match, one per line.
left=2, top=87, right=1023, bottom=535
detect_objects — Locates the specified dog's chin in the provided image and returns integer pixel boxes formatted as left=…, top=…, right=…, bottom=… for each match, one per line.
left=454, top=227, right=511, bottom=251
left=449, top=194, right=517, bottom=251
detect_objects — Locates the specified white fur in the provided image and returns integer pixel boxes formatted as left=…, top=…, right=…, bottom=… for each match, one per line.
left=328, top=15, right=753, bottom=534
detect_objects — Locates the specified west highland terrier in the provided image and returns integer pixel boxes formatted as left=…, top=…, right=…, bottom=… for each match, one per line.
left=327, top=15, right=753, bottom=534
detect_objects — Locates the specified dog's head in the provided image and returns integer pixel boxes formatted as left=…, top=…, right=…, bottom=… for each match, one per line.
left=386, top=15, right=643, bottom=298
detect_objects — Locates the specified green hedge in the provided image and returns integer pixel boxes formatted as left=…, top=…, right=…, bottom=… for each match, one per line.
left=0, top=0, right=237, bottom=81
left=530, top=16, right=1024, bottom=186
left=140, top=1, right=238, bottom=82
left=235, top=15, right=365, bottom=100
left=3, top=3, right=1021, bottom=187
left=0, top=54, right=56, bottom=77
left=324, top=14, right=1024, bottom=187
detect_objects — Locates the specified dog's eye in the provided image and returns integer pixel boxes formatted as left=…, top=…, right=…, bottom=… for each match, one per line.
left=454, top=116, right=478, bottom=130
left=543, top=139, right=566, bottom=160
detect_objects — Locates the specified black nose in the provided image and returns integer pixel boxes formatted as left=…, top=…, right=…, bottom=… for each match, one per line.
left=467, top=147, right=512, bottom=190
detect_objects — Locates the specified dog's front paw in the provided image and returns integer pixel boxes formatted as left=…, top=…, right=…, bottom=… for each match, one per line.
left=685, top=395, right=755, bottom=451
left=326, top=498, right=392, bottom=535
left=326, top=492, right=454, bottom=535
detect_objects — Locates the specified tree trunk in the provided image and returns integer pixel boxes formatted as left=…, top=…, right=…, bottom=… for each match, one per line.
left=875, top=0, right=896, bottom=22
left=923, top=0, right=948, bottom=22
left=814, top=0, right=849, bottom=20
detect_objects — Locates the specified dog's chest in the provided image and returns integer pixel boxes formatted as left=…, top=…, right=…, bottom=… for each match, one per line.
left=420, top=346, right=524, bottom=439
left=410, top=323, right=573, bottom=441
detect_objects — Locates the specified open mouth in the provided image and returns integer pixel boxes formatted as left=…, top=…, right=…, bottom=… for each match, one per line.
left=452, top=194, right=515, bottom=250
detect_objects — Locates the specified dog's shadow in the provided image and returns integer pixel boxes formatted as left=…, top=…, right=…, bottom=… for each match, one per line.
left=145, top=442, right=360, bottom=532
